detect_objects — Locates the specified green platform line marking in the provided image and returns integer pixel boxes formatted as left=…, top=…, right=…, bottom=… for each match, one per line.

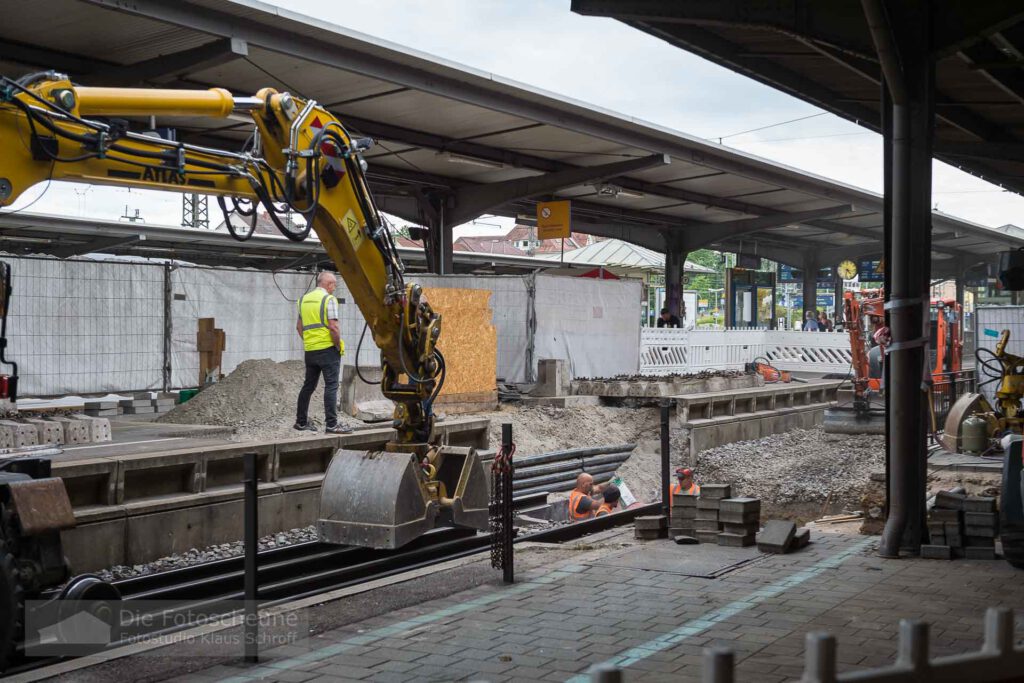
left=219, top=565, right=586, bottom=683
left=565, top=537, right=876, bottom=682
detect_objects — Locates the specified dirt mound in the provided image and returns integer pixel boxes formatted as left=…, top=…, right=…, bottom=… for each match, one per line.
left=160, top=358, right=358, bottom=441
left=696, top=426, right=883, bottom=522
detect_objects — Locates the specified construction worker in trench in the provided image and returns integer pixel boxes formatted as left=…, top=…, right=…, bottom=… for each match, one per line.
left=595, top=484, right=622, bottom=516
left=294, top=272, right=353, bottom=434
left=568, top=472, right=609, bottom=520
left=672, top=467, right=700, bottom=496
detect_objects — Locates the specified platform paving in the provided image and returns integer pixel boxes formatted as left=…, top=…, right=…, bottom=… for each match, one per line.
left=64, top=526, right=1014, bottom=683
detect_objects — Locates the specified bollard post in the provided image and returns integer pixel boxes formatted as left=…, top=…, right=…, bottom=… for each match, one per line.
left=983, top=607, right=1014, bottom=656
left=896, top=619, right=929, bottom=673
left=660, top=401, right=671, bottom=518
left=502, top=423, right=514, bottom=584
left=591, top=664, right=623, bottom=683
left=243, top=451, right=259, bottom=663
left=703, top=647, right=735, bottom=683
left=490, top=423, right=515, bottom=584
left=802, top=632, right=837, bottom=683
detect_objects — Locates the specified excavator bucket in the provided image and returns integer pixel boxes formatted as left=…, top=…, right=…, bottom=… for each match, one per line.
left=822, top=406, right=886, bottom=435
left=317, top=446, right=489, bottom=550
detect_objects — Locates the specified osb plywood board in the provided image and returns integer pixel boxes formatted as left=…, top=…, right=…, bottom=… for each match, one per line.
left=423, top=287, right=496, bottom=397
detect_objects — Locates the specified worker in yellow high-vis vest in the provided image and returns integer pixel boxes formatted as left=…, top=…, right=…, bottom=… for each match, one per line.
left=294, top=272, right=352, bottom=434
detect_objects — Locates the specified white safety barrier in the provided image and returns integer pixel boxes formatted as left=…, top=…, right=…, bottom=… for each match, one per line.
left=640, top=328, right=853, bottom=375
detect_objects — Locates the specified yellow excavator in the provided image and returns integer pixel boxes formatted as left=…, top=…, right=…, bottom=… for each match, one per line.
left=0, top=72, right=489, bottom=551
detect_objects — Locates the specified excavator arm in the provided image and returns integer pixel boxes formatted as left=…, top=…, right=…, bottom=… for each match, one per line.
left=0, top=72, right=488, bottom=548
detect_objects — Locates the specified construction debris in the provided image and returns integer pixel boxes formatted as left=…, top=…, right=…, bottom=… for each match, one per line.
left=634, top=515, right=668, bottom=540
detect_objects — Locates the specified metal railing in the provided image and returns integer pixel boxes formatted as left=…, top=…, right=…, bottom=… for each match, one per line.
left=932, top=370, right=976, bottom=428
left=592, top=607, right=1022, bottom=682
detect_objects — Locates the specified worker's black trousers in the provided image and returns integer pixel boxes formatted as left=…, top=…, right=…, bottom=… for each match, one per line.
left=296, top=347, right=341, bottom=428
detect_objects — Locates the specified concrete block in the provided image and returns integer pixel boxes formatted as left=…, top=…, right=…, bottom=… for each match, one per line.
left=124, top=405, right=156, bottom=415
left=965, top=547, right=997, bottom=560
left=85, top=408, right=120, bottom=417
left=966, top=536, right=995, bottom=547
left=963, top=496, right=997, bottom=514
left=934, top=490, right=966, bottom=510
left=671, top=525, right=696, bottom=537
left=719, top=509, right=760, bottom=525
left=697, top=497, right=721, bottom=510
left=84, top=400, right=118, bottom=410
left=720, top=497, right=760, bottom=514
left=946, top=532, right=964, bottom=547
left=965, top=525, right=997, bottom=538
left=756, top=520, right=796, bottom=554
left=700, top=484, right=732, bottom=499
left=0, top=424, right=14, bottom=448
left=695, top=509, right=719, bottom=522
left=0, top=420, right=38, bottom=448
left=46, top=416, right=90, bottom=445
left=965, top=512, right=998, bottom=528
left=694, top=518, right=722, bottom=532
left=930, top=508, right=961, bottom=523
left=119, top=399, right=152, bottom=408
left=722, top=521, right=759, bottom=535
left=717, top=532, right=755, bottom=547
left=634, top=528, right=665, bottom=540
left=921, top=544, right=953, bottom=560
left=21, top=417, right=62, bottom=445
left=793, top=527, right=810, bottom=549
left=354, top=399, right=394, bottom=423
left=634, top=515, right=667, bottom=531
left=671, top=506, right=697, bottom=519
left=70, top=414, right=112, bottom=442
left=929, top=533, right=947, bottom=546
left=534, top=359, right=571, bottom=397
left=695, top=530, right=721, bottom=544
left=672, top=493, right=698, bottom=507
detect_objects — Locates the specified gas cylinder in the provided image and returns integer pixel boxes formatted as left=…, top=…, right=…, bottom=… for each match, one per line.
left=962, top=415, right=989, bottom=455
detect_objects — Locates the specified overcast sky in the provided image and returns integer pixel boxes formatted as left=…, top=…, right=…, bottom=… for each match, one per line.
left=8, top=0, right=1024, bottom=238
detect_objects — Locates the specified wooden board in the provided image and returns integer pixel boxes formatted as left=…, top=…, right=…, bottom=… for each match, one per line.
left=422, top=288, right=497, bottom=397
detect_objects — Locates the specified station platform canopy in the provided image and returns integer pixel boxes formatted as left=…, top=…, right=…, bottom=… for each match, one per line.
left=1, top=0, right=1022, bottom=278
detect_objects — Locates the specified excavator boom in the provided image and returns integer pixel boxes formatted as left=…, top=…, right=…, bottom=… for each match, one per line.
left=0, top=72, right=487, bottom=548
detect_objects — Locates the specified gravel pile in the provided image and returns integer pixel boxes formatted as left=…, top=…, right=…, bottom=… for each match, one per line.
left=159, top=359, right=360, bottom=441
left=95, top=525, right=318, bottom=582
left=697, top=426, right=883, bottom=519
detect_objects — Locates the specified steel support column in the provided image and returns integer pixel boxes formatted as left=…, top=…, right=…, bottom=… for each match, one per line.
left=663, top=234, right=686, bottom=320
left=801, top=253, right=820, bottom=329
left=867, top=0, right=935, bottom=558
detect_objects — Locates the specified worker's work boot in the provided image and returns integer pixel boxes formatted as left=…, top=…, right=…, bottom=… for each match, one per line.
left=325, top=424, right=353, bottom=435
left=293, top=422, right=317, bottom=432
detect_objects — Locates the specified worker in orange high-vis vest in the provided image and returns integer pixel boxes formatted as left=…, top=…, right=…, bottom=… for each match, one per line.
left=595, top=484, right=621, bottom=517
left=568, top=472, right=607, bottom=521
left=671, top=467, right=700, bottom=496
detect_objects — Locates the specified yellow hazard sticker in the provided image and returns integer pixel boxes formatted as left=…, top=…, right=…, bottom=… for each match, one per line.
left=342, top=209, right=364, bottom=249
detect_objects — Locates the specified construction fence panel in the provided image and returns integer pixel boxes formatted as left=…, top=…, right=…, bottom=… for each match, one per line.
left=415, top=274, right=530, bottom=383
left=974, top=306, right=1024, bottom=406
left=6, top=255, right=164, bottom=396
left=169, top=266, right=308, bottom=388
left=639, top=328, right=854, bottom=375
left=533, top=275, right=641, bottom=380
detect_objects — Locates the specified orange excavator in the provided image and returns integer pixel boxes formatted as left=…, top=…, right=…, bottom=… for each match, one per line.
left=824, top=290, right=962, bottom=434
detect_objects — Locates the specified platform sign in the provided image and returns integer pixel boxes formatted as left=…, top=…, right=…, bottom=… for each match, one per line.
left=536, top=200, right=571, bottom=240
left=778, top=264, right=801, bottom=283
left=792, top=294, right=836, bottom=310
left=858, top=258, right=884, bottom=282
left=816, top=266, right=834, bottom=285
left=737, top=253, right=761, bottom=269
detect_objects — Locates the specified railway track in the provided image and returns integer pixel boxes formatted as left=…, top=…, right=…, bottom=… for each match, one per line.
left=6, top=501, right=658, bottom=676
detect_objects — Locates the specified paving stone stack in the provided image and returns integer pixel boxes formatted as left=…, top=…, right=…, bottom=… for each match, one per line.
left=84, top=400, right=121, bottom=417
left=694, top=483, right=730, bottom=543
left=152, top=393, right=176, bottom=414
left=634, top=515, right=668, bottom=540
left=717, top=497, right=761, bottom=547
left=670, top=493, right=698, bottom=539
left=120, top=395, right=155, bottom=415
left=923, top=491, right=999, bottom=560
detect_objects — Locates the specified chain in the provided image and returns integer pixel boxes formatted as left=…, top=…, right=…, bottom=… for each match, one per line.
left=489, top=441, right=516, bottom=570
